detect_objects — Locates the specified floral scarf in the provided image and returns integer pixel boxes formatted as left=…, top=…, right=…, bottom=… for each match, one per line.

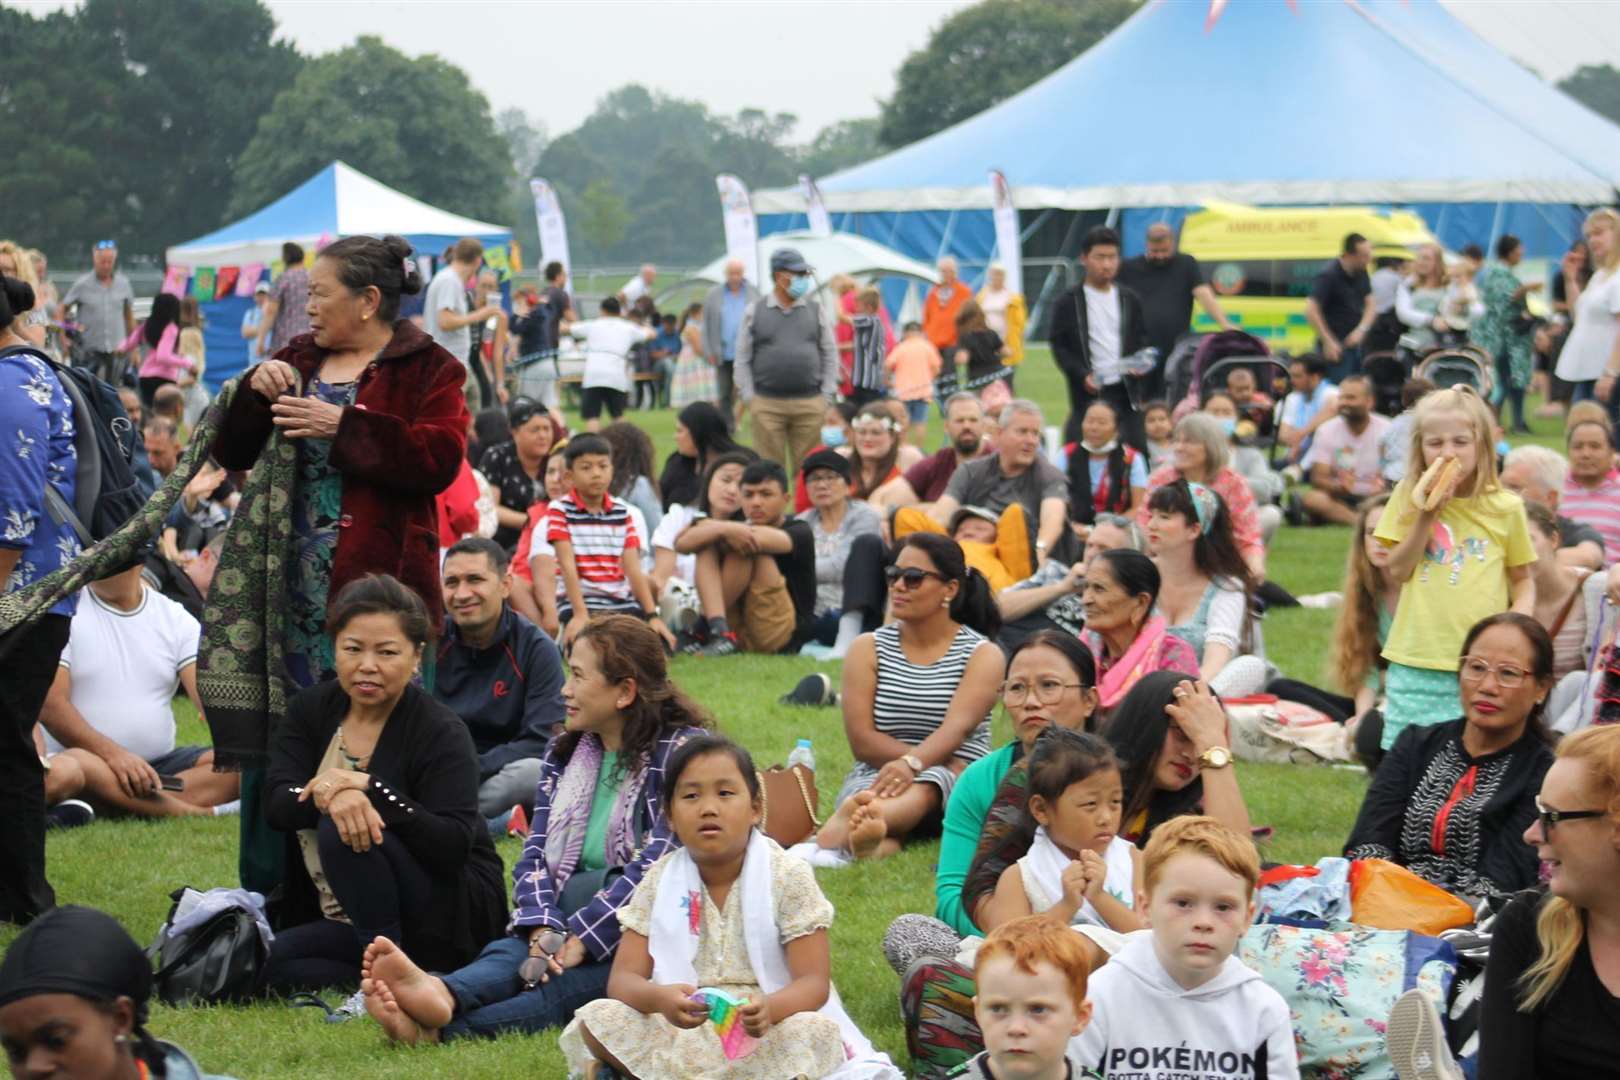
left=544, top=732, right=647, bottom=889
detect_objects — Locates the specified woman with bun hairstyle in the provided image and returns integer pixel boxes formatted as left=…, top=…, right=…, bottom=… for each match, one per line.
left=1373, top=385, right=1535, bottom=751
left=205, top=234, right=470, bottom=896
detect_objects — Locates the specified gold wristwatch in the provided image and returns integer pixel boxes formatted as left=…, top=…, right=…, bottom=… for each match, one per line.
left=1198, top=746, right=1232, bottom=770
left=902, top=753, right=925, bottom=773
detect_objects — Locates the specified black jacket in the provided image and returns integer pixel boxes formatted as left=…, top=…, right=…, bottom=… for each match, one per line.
left=434, top=606, right=565, bottom=780
left=1048, top=281, right=1147, bottom=390
left=266, top=680, right=508, bottom=970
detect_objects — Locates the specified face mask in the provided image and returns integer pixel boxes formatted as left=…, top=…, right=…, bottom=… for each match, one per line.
left=1216, top=417, right=1237, bottom=437
left=1495, top=439, right=1510, bottom=460
left=819, top=425, right=846, bottom=448
left=1080, top=438, right=1118, bottom=455
left=787, top=275, right=811, bottom=299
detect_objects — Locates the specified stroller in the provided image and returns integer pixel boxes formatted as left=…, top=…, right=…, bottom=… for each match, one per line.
left=1416, top=348, right=1495, bottom=398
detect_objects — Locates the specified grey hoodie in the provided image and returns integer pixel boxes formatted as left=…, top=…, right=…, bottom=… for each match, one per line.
left=1068, top=933, right=1299, bottom=1080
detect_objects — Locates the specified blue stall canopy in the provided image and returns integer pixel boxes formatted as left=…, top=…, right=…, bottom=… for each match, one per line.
left=166, top=161, right=510, bottom=388
left=757, top=0, right=1619, bottom=271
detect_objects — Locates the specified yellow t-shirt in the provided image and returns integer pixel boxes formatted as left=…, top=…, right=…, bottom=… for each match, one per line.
left=1375, top=482, right=1533, bottom=671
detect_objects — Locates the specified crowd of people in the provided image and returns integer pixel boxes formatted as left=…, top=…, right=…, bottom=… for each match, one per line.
left=3, top=217, right=1620, bottom=1080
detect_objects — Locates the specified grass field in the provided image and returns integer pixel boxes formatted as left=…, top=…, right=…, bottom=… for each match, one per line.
left=2, top=346, right=1572, bottom=1077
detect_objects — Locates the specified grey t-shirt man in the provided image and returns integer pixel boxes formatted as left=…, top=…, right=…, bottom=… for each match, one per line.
left=424, top=265, right=471, bottom=363
left=942, top=453, right=1067, bottom=522
left=61, top=271, right=135, bottom=353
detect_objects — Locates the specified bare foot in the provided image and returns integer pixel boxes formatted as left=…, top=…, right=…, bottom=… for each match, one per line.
left=364, top=977, right=425, bottom=1046
left=848, top=798, right=888, bottom=860
left=815, top=790, right=863, bottom=850
left=366, top=936, right=455, bottom=1030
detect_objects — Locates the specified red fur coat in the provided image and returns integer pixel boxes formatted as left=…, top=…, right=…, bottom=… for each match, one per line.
left=211, top=321, right=469, bottom=623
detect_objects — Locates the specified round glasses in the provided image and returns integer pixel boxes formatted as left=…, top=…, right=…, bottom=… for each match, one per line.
left=1003, top=678, right=1085, bottom=705
left=1458, top=656, right=1529, bottom=688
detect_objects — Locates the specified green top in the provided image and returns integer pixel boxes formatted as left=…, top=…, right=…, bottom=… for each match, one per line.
left=580, top=750, right=621, bottom=873
left=933, top=741, right=1019, bottom=936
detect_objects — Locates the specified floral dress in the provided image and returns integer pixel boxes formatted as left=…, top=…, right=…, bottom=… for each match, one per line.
left=282, top=377, right=355, bottom=690
left=559, top=844, right=845, bottom=1079
left=1474, top=263, right=1532, bottom=391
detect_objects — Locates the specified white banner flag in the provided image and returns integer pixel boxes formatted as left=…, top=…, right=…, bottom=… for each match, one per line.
left=988, top=169, right=1023, bottom=297
left=529, top=178, right=571, bottom=278
left=800, top=174, right=832, bottom=237
left=716, top=174, right=760, bottom=288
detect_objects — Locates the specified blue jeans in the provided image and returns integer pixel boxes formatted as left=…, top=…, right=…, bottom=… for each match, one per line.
left=1570, top=379, right=1596, bottom=403
left=439, top=935, right=611, bottom=1040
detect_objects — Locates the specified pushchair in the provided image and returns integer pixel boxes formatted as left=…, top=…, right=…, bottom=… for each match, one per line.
left=1416, top=348, right=1495, bottom=398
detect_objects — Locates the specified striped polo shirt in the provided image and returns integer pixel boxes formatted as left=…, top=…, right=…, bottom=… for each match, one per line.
left=545, top=490, right=641, bottom=608
left=1562, top=471, right=1620, bottom=567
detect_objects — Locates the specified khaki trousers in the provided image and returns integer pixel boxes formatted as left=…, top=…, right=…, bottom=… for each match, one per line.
left=748, top=394, right=824, bottom=479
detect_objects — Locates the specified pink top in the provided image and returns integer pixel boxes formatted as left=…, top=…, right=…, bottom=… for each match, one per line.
left=1562, top=470, right=1620, bottom=567
left=1139, top=463, right=1265, bottom=564
left=126, top=323, right=195, bottom=382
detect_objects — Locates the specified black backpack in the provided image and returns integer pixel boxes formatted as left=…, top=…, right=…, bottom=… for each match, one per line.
left=0, top=346, right=145, bottom=552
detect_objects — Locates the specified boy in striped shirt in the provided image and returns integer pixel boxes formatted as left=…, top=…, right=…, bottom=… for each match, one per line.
left=547, top=435, right=669, bottom=649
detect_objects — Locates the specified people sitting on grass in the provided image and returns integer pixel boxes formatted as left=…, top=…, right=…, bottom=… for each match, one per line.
left=1522, top=500, right=1604, bottom=682
left=814, top=533, right=1004, bottom=862
left=931, top=400, right=1068, bottom=560
left=1140, top=400, right=1174, bottom=471
left=963, top=916, right=1094, bottom=1080
left=997, top=514, right=1145, bottom=649
left=479, top=397, right=558, bottom=550
left=1296, top=374, right=1389, bottom=527
left=359, top=616, right=707, bottom=1042
left=37, top=562, right=240, bottom=824
left=793, top=401, right=921, bottom=512
left=1277, top=353, right=1338, bottom=465
left=0, top=905, right=239, bottom=1080
left=433, top=538, right=565, bottom=826
left=680, top=460, right=816, bottom=657
left=1145, top=481, right=1269, bottom=697
left=558, top=734, right=899, bottom=1079
left=658, top=401, right=748, bottom=512
left=1061, top=400, right=1146, bottom=528
left=1561, top=416, right=1620, bottom=563
left=600, top=420, right=664, bottom=539
left=1344, top=612, right=1555, bottom=902
left=1078, top=550, right=1199, bottom=718
left=1499, top=444, right=1606, bottom=570
left=511, top=440, right=572, bottom=636
left=1139, top=413, right=1268, bottom=579
left=796, top=448, right=882, bottom=651
left=870, top=391, right=988, bottom=512
left=1198, top=392, right=1284, bottom=546
left=648, top=450, right=751, bottom=629
left=261, top=575, right=508, bottom=994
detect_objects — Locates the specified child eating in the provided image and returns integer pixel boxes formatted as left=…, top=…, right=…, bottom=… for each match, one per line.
left=560, top=734, right=898, bottom=1078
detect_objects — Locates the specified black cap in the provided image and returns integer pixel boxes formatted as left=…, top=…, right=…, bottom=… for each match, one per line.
left=800, top=447, right=851, bottom=481
left=0, top=906, right=152, bottom=1014
left=769, top=248, right=810, bottom=274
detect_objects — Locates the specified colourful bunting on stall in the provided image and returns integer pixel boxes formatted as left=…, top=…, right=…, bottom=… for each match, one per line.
left=234, top=264, right=265, bottom=297
left=213, top=266, right=240, bottom=300
left=160, top=264, right=190, bottom=297
left=191, top=267, right=216, bottom=300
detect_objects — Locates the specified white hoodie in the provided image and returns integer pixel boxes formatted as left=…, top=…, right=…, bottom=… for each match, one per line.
left=1069, top=933, right=1299, bottom=1080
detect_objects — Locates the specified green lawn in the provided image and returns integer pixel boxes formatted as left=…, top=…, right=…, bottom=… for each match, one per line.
left=4, top=347, right=1570, bottom=1077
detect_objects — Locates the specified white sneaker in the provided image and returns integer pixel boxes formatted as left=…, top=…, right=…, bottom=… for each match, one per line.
left=1387, top=988, right=1463, bottom=1080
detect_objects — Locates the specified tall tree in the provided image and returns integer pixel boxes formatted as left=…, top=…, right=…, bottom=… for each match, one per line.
left=497, top=107, right=549, bottom=178
left=878, top=0, right=1139, bottom=150
left=800, top=118, right=883, bottom=178
left=1559, top=63, right=1620, bottom=127
left=231, top=35, right=511, bottom=223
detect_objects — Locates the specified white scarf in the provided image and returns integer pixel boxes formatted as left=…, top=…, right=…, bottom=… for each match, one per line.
left=1017, top=827, right=1135, bottom=927
left=647, top=830, right=900, bottom=1080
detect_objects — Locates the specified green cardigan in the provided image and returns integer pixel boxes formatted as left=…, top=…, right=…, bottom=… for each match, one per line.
left=933, top=741, right=1019, bottom=936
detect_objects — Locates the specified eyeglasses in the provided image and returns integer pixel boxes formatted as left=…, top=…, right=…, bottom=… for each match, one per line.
left=885, top=566, right=947, bottom=590
left=1458, top=656, right=1530, bottom=688
left=1003, top=678, right=1086, bottom=705
left=1534, top=797, right=1606, bottom=834
left=805, top=470, right=845, bottom=485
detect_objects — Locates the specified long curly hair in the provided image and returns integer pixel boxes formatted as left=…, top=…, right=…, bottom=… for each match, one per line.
left=1329, top=494, right=1391, bottom=695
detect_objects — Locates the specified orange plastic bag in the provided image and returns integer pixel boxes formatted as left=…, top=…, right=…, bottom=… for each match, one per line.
left=1348, top=858, right=1474, bottom=935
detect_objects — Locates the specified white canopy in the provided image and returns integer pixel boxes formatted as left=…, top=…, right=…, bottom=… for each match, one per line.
left=684, top=230, right=941, bottom=289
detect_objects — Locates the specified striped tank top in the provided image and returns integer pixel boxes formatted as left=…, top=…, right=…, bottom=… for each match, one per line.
left=870, top=622, right=993, bottom=763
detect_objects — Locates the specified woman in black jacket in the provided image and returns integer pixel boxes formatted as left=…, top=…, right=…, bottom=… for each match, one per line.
left=1344, top=612, right=1556, bottom=901
left=261, top=574, right=507, bottom=993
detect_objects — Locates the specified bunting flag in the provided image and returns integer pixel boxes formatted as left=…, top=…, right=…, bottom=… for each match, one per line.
left=191, top=267, right=216, bottom=300
left=160, top=264, right=190, bottom=297
left=213, top=266, right=240, bottom=300
left=715, top=174, right=760, bottom=289
left=987, top=169, right=1024, bottom=296
left=800, top=174, right=832, bottom=237
left=530, top=177, right=571, bottom=278
left=234, top=264, right=265, bottom=297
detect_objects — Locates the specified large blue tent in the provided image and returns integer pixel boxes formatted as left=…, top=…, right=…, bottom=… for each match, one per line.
left=756, top=0, right=1619, bottom=303
left=166, top=162, right=510, bottom=388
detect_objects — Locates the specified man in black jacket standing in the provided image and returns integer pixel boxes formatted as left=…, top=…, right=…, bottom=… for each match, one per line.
left=434, top=538, right=565, bottom=826
left=1048, top=226, right=1148, bottom=446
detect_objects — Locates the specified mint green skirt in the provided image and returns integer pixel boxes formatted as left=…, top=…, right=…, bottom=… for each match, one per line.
left=1382, top=662, right=1462, bottom=749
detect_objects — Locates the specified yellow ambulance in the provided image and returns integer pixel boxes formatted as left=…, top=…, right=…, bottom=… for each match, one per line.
left=1179, top=202, right=1440, bottom=355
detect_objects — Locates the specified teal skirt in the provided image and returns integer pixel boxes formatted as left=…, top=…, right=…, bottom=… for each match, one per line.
left=1382, top=663, right=1462, bottom=749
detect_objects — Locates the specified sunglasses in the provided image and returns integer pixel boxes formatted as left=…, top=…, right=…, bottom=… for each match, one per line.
left=885, top=566, right=947, bottom=590
left=1534, top=796, right=1606, bottom=834
left=94, top=240, right=117, bottom=251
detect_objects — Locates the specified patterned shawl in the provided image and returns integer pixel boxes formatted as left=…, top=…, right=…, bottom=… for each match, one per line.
left=543, top=732, right=648, bottom=890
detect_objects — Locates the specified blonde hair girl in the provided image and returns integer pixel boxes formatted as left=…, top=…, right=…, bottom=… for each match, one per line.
left=1329, top=494, right=1396, bottom=708
left=1371, top=385, right=1536, bottom=750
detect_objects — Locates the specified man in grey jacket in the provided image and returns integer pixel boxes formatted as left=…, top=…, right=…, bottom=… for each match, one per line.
left=702, top=257, right=758, bottom=425
left=735, top=248, right=837, bottom=479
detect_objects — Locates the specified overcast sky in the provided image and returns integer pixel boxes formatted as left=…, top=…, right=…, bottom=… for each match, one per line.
left=15, top=0, right=1620, bottom=143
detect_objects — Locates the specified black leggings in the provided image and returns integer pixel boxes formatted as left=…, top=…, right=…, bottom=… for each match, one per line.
left=1494, top=349, right=1527, bottom=430
left=260, top=817, right=434, bottom=993
left=844, top=533, right=894, bottom=627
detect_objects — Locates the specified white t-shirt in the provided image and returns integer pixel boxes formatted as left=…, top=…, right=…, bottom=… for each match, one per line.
left=651, top=503, right=703, bottom=585
left=424, top=265, right=471, bottom=363
left=1084, top=283, right=1123, bottom=385
left=571, top=317, right=655, bottom=392
left=1557, top=265, right=1620, bottom=382
left=620, top=275, right=652, bottom=305
left=48, top=585, right=201, bottom=762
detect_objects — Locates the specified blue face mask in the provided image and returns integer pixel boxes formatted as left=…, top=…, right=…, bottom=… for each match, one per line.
left=820, top=425, right=846, bottom=448
left=1217, top=417, right=1237, bottom=437
left=1495, top=439, right=1510, bottom=460
left=787, top=274, right=812, bottom=299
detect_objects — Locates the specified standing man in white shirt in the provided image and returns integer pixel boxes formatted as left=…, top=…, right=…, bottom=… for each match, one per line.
left=569, top=296, right=655, bottom=432
left=424, top=238, right=502, bottom=411
left=618, top=263, right=658, bottom=307
left=1049, top=226, right=1148, bottom=445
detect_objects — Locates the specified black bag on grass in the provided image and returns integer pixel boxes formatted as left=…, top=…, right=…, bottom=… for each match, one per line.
left=149, top=887, right=267, bottom=1005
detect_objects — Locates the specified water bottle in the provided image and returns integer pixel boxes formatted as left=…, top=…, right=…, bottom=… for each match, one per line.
left=786, top=738, right=815, bottom=772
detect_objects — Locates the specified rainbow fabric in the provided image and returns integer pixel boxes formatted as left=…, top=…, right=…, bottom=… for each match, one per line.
left=690, top=987, right=759, bottom=1060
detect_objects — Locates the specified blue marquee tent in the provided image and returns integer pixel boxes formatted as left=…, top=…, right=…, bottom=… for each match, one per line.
left=166, top=162, right=511, bottom=388
left=756, top=0, right=1619, bottom=303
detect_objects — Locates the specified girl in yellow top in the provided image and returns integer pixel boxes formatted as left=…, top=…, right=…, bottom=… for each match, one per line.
left=1373, top=386, right=1535, bottom=750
